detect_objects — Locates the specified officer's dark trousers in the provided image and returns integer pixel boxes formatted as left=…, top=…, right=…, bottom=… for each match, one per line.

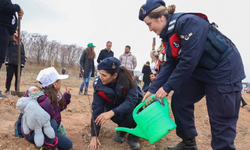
left=6, top=64, right=22, bottom=91
left=171, top=77, right=241, bottom=150
left=0, top=26, right=10, bottom=69
left=111, top=111, right=136, bottom=129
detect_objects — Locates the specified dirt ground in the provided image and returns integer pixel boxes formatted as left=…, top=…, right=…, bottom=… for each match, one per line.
left=0, top=67, right=250, bottom=150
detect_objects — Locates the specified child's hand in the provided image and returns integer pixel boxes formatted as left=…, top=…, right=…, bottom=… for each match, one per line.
left=65, top=84, right=73, bottom=94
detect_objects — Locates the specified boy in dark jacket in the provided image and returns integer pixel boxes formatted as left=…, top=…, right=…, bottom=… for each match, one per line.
left=4, top=29, right=26, bottom=95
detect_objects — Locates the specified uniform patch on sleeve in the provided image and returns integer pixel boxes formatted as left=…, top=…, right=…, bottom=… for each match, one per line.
left=180, top=32, right=193, bottom=40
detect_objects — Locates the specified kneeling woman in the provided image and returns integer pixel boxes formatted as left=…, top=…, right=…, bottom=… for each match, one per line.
left=88, top=57, right=141, bottom=150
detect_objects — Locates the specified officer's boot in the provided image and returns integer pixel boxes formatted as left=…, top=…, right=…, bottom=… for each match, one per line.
left=167, top=138, right=198, bottom=150
left=126, top=134, right=141, bottom=150
left=78, top=89, right=83, bottom=95
left=114, top=131, right=126, bottom=143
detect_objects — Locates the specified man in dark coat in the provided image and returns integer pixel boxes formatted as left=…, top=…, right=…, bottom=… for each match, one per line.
left=97, top=41, right=114, bottom=63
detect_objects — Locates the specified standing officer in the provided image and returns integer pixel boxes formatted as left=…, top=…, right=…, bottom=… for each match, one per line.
left=0, top=0, right=24, bottom=70
left=0, top=0, right=24, bottom=98
left=139, top=0, right=245, bottom=150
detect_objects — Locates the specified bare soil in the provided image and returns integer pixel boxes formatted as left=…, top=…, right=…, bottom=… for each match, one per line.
left=0, top=65, right=250, bottom=150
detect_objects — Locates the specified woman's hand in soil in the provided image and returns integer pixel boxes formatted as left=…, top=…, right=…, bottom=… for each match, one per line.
left=95, top=110, right=114, bottom=126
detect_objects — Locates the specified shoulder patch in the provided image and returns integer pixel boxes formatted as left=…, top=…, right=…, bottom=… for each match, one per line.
left=180, top=32, right=193, bottom=40
left=93, top=76, right=100, bottom=86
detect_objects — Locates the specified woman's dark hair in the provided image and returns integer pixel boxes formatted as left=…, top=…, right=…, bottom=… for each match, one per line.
left=39, top=81, right=64, bottom=109
left=106, top=66, right=135, bottom=91
left=83, top=46, right=96, bottom=59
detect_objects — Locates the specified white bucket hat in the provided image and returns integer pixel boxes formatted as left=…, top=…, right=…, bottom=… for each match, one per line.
left=36, top=67, right=68, bottom=88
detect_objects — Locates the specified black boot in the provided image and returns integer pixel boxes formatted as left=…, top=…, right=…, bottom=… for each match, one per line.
left=167, top=138, right=198, bottom=150
left=126, top=134, right=141, bottom=150
left=114, top=131, right=127, bottom=143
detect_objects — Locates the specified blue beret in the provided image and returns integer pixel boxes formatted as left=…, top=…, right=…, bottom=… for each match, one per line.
left=139, top=0, right=165, bottom=21
left=98, top=57, right=121, bottom=70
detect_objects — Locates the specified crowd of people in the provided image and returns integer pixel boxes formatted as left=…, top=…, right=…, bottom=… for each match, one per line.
left=1, top=0, right=248, bottom=150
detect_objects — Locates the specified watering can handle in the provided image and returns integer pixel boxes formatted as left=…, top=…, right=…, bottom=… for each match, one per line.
left=133, top=94, right=168, bottom=117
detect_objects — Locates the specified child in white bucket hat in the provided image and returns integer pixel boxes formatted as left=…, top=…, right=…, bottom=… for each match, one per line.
left=36, top=67, right=69, bottom=88
left=21, top=67, right=73, bottom=149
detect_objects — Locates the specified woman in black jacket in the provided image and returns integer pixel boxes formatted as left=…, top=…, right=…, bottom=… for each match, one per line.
left=79, top=43, right=96, bottom=95
left=88, top=57, right=141, bottom=150
left=142, top=61, right=151, bottom=90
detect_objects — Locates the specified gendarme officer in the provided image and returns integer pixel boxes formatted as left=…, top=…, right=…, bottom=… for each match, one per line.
left=139, top=0, right=245, bottom=150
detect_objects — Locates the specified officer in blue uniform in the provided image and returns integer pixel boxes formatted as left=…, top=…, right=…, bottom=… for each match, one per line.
left=139, top=0, right=245, bottom=150
left=88, top=57, right=141, bottom=150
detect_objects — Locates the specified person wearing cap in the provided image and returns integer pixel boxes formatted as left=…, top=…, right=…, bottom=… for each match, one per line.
left=22, top=67, right=73, bottom=149
left=0, top=0, right=24, bottom=98
left=79, top=43, right=96, bottom=95
left=88, top=57, right=141, bottom=150
left=96, top=41, right=114, bottom=63
left=139, top=0, right=245, bottom=150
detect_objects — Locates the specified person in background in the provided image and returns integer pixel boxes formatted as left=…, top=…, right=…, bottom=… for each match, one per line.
left=149, top=73, right=157, bottom=82
left=61, top=68, right=66, bottom=75
left=142, top=61, right=152, bottom=90
left=119, top=45, right=137, bottom=75
left=143, top=73, right=157, bottom=93
left=150, top=40, right=166, bottom=74
left=79, top=43, right=96, bottom=95
left=139, top=0, right=245, bottom=149
left=97, top=41, right=114, bottom=63
left=0, top=0, right=24, bottom=98
left=4, top=29, right=26, bottom=95
left=88, top=57, right=141, bottom=150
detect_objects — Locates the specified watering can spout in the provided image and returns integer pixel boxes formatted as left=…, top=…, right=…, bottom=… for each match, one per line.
left=115, top=126, right=147, bottom=139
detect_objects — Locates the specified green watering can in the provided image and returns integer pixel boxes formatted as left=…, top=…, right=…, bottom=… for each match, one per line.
left=115, top=94, right=176, bottom=144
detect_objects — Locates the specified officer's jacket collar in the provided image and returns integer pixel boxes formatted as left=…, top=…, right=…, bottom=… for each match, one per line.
left=160, top=14, right=172, bottom=41
left=94, top=73, right=125, bottom=99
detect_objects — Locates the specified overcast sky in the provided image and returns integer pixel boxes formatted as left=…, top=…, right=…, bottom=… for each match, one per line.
left=12, top=0, right=250, bottom=82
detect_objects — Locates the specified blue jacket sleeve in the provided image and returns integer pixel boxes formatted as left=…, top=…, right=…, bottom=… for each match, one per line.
left=91, top=92, right=105, bottom=136
left=112, top=85, right=138, bottom=116
left=162, top=15, right=209, bottom=93
left=0, top=0, right=20, bottom=12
